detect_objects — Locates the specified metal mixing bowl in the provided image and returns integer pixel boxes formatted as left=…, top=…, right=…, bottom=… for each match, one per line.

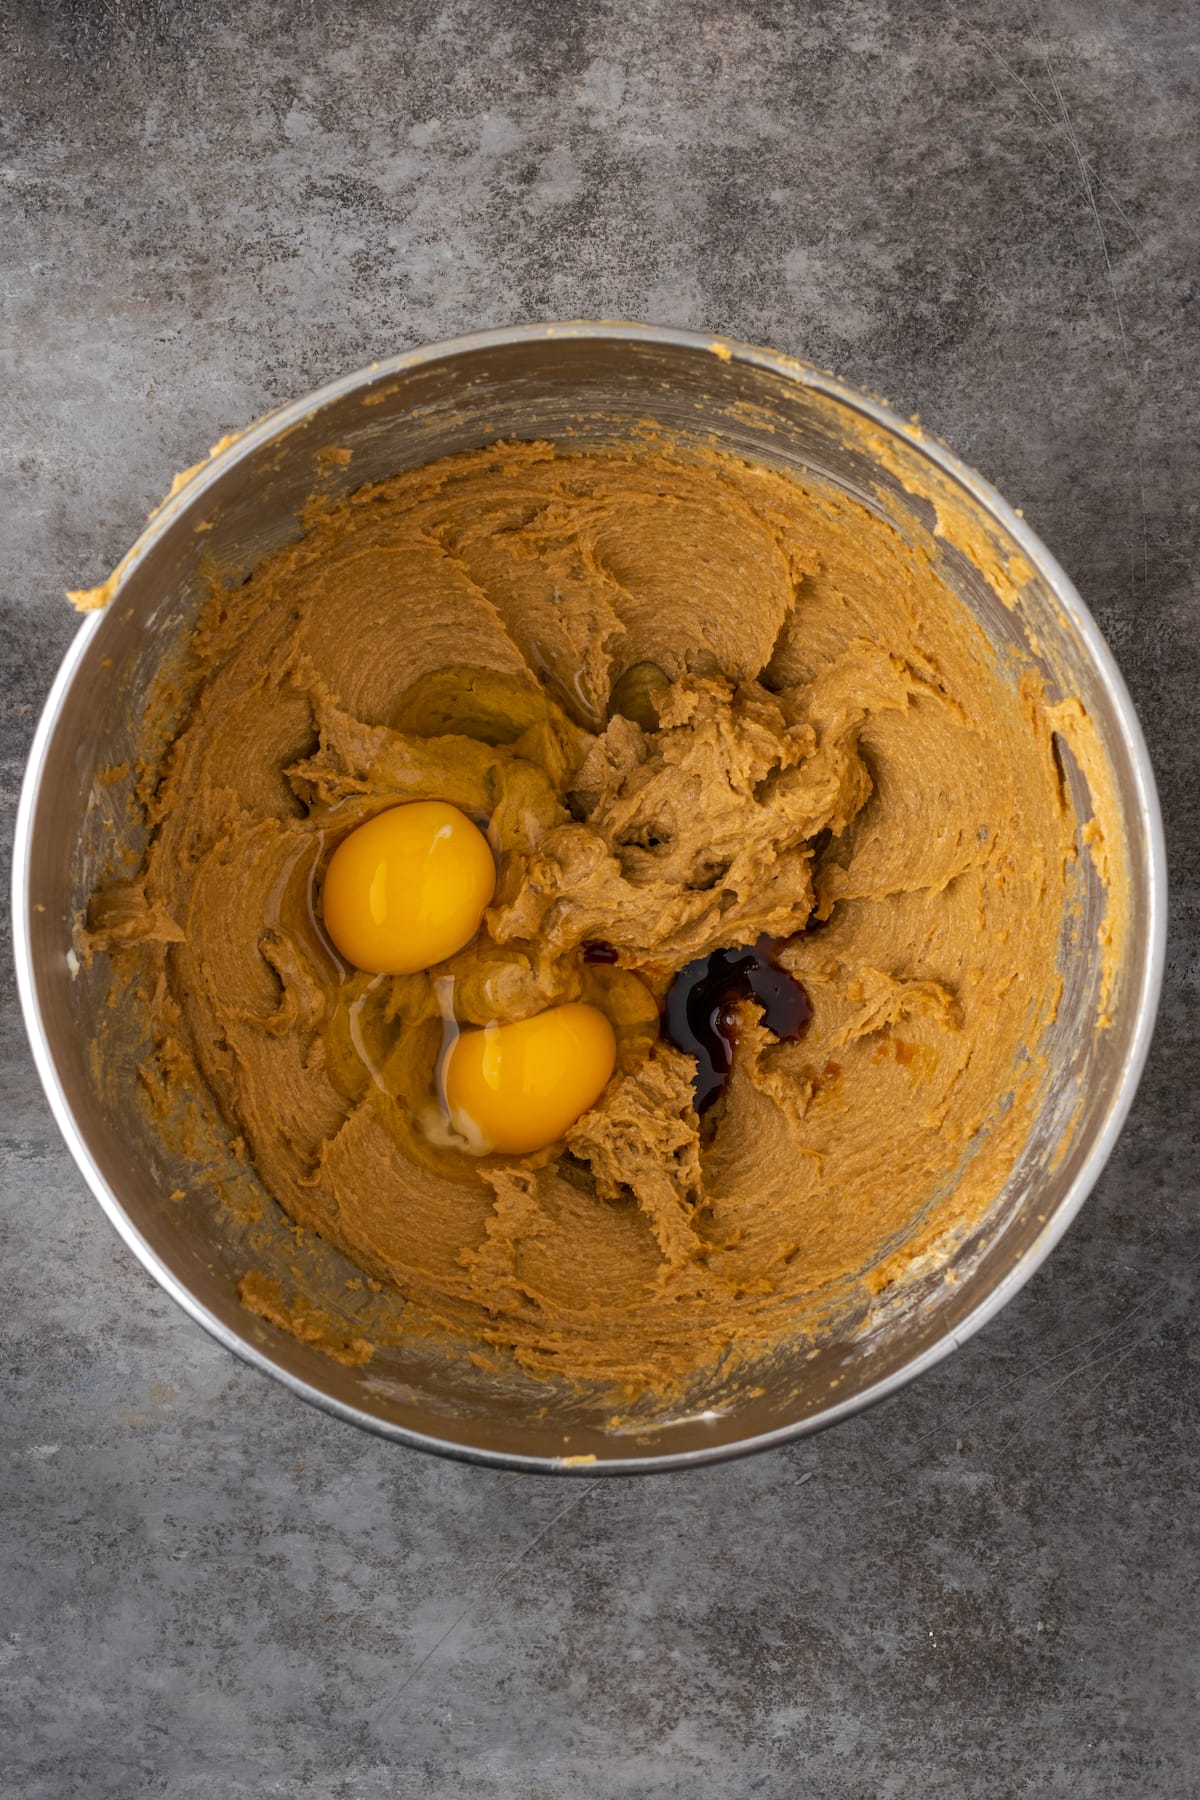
left=13, top=323, right=1166, bottom=1472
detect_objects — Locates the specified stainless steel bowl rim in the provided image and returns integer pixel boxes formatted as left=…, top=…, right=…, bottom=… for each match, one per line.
left=13, top=321, right=1168, bottom=1474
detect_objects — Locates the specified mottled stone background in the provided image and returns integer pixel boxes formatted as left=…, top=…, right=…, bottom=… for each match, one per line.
left=2, top=2, right=1197, bottom=1795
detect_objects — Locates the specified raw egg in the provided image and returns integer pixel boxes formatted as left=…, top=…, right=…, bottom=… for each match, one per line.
left=321, top=801, right=495, bottom=975
left=442, top=1002, right=617, bottom=1155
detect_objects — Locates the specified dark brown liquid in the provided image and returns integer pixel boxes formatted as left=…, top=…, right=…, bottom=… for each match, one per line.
left=664, top=934, right=812, bottom=1114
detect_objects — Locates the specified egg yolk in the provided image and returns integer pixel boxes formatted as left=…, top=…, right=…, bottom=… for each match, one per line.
left=442, top=1002, right=618, bottom=1155
left=321, top=801, right=495, bottom=975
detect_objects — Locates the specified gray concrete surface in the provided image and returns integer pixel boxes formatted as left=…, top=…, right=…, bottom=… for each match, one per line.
left=3, top=2, right=1198, bottom=1794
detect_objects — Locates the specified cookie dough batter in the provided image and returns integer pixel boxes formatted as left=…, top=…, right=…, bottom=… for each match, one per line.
left=88, top=440, right=1081, bottom=1395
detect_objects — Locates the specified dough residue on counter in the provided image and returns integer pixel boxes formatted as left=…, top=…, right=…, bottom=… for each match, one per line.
left=86, top=439, right=1088, bottom=1397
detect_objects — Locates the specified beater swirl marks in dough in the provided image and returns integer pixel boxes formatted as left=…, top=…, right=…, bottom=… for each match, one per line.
left=87, top=440, right=1076, bottom=1395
